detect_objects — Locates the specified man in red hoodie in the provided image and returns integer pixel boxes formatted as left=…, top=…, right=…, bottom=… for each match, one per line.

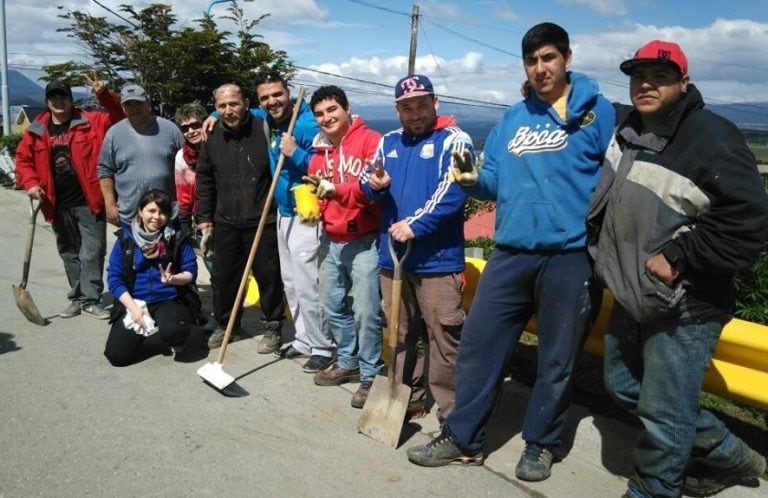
left=303, top=86, right=383, bottom=408
left=15, top=76, right=124, bottom=319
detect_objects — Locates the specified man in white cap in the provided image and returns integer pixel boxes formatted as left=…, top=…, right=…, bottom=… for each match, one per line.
left=98, top=84, right=184, bottom=227
left=589, top=40, right=768, bottom=498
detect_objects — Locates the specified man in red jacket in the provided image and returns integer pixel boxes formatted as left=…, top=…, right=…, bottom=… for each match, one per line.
left=303, top=85, right=383, bottom=408
left=15, top=76, right=124, bottom=319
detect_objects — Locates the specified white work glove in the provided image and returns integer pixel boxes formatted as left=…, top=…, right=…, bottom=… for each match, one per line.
left=316, top=178, right=336, bottom=199
left=450, top=150, right=479, bottom=186
left=199, top=227, right=214, bottom=258
left=302, top=174, right=336, bottom=199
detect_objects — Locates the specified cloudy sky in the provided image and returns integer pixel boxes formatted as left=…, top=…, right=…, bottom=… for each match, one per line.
left=6, top=0, right=768, bottom=114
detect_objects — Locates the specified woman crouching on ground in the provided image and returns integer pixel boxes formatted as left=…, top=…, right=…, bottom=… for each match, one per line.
left=104, top=189, right=198, bottom=366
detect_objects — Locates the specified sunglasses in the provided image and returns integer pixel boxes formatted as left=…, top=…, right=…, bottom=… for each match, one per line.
left=180, top=122, right=202, bottom=133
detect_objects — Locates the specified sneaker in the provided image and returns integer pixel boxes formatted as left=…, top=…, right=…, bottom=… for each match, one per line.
left=81, top=303, right=110, bottom=320
left=207, top=327, right=247, bottom=349
left=256, top=332, right=281, bottom=354
left=59, top=301, right=82, bottom=319
left=351, top=381, right=372, bottom=409
left=202, top=314, right=218, bottom=333
left=314, top=364, right=360, bottom=386
left=683, top=449, right=766, bottom=497
left=302, top=355, right=333, bottom=373
left=515, top=443, right=554, bottom=481
left=274, top=345, right=309, bottom=359
left=407, top=433, right=484, bottom=467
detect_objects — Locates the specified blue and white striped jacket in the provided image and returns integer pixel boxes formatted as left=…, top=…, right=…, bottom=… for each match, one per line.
left=361, top=116, right=473, bottom=273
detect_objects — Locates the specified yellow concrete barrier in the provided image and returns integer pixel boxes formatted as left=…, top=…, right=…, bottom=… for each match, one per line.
left=463, top=257, right=768, bottom=411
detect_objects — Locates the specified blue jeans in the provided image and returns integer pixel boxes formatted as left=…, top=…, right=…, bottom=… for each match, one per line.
left=318, top=234, right=382, bottom=383
left=604, top=306, right=753, bottom=498
left=52, top=205, right=106, bottom=305
left=444, top=248, right=600, bottom=453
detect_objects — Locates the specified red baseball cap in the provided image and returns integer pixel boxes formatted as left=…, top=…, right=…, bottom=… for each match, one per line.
left=620, top=40, right=688, bottom=76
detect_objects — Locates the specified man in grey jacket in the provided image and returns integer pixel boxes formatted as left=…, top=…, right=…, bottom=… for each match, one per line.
left=588, top=40, right=768, bottom=498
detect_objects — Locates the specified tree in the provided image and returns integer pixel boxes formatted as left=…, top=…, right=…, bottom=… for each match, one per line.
left=45, top=2, right=294, bottom=117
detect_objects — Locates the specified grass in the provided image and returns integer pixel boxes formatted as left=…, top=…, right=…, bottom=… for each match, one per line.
left=748, top=142, right=768, bottom=164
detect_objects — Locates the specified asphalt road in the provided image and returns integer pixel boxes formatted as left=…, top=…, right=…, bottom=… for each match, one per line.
left=0, top=185, right=763, bottom=498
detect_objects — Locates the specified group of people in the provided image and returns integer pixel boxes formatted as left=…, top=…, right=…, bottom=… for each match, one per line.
left=13, top=20, right=768, bottom=498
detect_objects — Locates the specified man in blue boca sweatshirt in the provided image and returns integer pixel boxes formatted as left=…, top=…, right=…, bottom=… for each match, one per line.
left=407, top=22, right=615, bottom=481
left=362, top=74, right=473, bottom=424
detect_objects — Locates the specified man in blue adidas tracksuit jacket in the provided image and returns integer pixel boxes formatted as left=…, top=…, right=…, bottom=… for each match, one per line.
left=362, top=74, right=474, bottom=423
left=407, top=23, right=615, bottom=481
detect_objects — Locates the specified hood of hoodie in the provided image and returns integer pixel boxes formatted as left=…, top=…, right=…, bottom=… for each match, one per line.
left=528, top=71, right=600, bottom=125
left=311, top=114, right=368, bottom=151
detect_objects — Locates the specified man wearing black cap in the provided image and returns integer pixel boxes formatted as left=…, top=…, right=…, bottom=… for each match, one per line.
left=362, top=73, right=473, bottom=424
left=15, top=76, right=124, bottom=319
left=98, top=84, right=184, bottom=227
left=588, top=40, right=768, bottom=498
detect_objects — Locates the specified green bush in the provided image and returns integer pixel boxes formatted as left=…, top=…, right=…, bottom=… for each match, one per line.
left=734, top=250, right=768, bottom=325
left=0, top=133, right=23, bottom=157
left=465, top=236, right=495, bottom=260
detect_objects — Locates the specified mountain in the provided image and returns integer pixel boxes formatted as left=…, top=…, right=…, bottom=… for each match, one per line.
left=5, top=69, right=45, bottom=106
left=2, top=70, right=89, bottom=107
left=359, top=99, right=768, bottom=142
left=707, top=102, right=768, bottom=131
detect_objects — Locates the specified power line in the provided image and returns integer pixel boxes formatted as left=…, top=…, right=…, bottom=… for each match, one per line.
left=341, top=0, right=768, bottom=113
left=343, top=0, right=410, bottom=17
left=424, top=19, right=521, bottom=60
left=294, top=65, right=507, bottom=109
left=90, top=0, right=138, bottom=28
left=419, top=22, right=451, bottom=95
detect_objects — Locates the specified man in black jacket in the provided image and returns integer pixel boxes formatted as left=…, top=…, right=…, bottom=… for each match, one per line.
left=588, top=40, right=768, bottom=498
left=196, top=83, right=286, bottom=350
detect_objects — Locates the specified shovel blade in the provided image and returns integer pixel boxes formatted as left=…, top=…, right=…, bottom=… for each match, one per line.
left=12, top=285, right=47, bottom=326
left=356, top=375, right=411, bottom=448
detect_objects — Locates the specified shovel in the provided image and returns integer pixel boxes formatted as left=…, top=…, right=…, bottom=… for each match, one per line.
left=357, top=236, right=412, bottom=448
left=197, top=86, right=306, bottom=397
left=12, top=198, right=47, bottom=326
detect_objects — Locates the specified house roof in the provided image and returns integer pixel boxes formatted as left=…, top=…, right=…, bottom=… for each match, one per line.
left=15, top=106, right=47, bottom=125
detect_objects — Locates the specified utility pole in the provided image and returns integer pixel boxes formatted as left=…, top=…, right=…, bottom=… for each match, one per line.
left=407, top=4, right=419, bottom=76
left=0, top=0, right=9, bottom=136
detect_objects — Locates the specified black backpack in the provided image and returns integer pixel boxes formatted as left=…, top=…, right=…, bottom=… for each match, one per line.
left=109, top=229, right=202, bottom=323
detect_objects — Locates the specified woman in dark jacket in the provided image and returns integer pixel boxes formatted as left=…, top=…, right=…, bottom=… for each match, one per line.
left=104, top=189, right=198, bottom=366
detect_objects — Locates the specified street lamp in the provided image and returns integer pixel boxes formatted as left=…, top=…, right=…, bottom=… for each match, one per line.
left=206, top=0, right=253, bottom=17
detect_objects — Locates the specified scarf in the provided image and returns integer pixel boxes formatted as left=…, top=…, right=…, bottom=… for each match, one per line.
left=182, top=142, right=199, bottom=170
left=131, top=216, right=173, bottom=259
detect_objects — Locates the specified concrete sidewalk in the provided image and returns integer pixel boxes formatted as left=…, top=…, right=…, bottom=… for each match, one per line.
left=0, top=186, right=763, bottom=497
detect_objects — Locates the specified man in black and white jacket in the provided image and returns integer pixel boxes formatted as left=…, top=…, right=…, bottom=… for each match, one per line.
left=588, top=40, right=768, bottom=498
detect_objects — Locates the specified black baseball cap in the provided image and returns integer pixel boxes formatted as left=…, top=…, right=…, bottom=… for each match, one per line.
left=45, top=80, right=73, bottom=99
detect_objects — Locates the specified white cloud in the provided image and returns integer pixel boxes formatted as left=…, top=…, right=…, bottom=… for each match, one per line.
left=420, top=0, right=463, bottom=20
left=571, top=18, right=768, bottom=102
left=5, top=1, right=767, bottom=112
left=296, top=18, right=768, bottom=108
left=557, top=0, right=627, bottom=15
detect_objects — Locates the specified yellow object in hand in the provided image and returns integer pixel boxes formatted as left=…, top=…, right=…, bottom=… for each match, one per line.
left=292, top=183, right=321, bottom=225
